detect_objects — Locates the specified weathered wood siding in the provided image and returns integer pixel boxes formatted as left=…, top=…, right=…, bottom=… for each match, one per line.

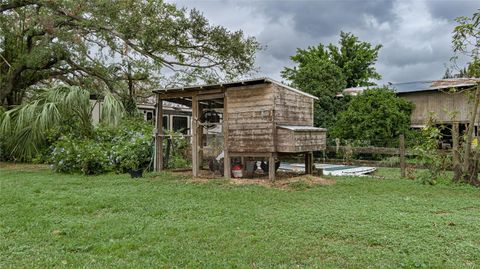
left=226, top=84, right=275, bottom=152
left=277, top=128, right=326, bottom=153
left=273, top=85, right=314, bottom=126
left=399, top=91, right=472, bottom=125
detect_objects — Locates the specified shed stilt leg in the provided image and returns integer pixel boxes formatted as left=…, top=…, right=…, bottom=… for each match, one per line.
left=224, top=151, right=231, bottom=179
left=305, top=151, right=313, bottom=175
left=269, top=154, right=275, bottom=181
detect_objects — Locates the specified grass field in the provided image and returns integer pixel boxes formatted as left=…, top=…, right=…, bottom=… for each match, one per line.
left=1, top=164, right=480, bottom=268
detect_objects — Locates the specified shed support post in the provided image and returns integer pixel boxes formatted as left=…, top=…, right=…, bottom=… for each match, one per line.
left=223, top=92, right=231, bottom=179
left=154, top=97, right=164, bottom=171
left=399, top=134, right=406, bottom=178
left=305, top=151, right=313, bottom=175
left=269, top=153, right=276, bottom=181
left=192, top=95, right=199, bottom=177
left=198, top=106, right=204, bottom=171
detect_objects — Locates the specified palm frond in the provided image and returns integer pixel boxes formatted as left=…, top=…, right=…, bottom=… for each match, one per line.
left=0, top=85, right=123, bottom=161
left=101, top=92, right=125, bottom=126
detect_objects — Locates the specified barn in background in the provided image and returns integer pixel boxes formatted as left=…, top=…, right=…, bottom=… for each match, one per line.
left=343, top=78, right=480, bottom=147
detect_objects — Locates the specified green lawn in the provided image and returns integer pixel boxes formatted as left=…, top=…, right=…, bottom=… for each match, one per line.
left=1, top=165, right=480, bottom=268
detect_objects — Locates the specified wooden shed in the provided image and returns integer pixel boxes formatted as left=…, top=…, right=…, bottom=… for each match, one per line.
left=152, top=77, right=326, bottom=180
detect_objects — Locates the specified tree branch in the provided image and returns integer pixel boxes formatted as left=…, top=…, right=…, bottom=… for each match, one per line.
left=0, top=0, right=37, bottom=13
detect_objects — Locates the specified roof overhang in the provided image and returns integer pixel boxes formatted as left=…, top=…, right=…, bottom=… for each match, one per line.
left=153, top=77, right=318, bottom=100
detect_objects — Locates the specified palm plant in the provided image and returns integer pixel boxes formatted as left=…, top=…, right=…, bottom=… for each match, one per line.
left=0, top=85, right=124, bottom=161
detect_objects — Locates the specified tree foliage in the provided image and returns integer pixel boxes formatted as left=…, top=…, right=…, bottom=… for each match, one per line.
left=451, top=9, right=480, bottom=185
left=328, top=32, right=382, bottom=88
left=330, top=87, right=413, bottom=146
left=281, top=32, right=381, bottom=128
left=0, top=0, right=260, bottom=107
left=0, top=85, right=124, bottom=161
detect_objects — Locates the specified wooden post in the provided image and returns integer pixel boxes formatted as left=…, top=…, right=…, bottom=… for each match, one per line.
left=154, top=97, right=164, bottom=171
left=452, top=122, right=461, bottom=181
left=305, top=151, right=313, bottom=174
left=223, top=91, right=231, bottom=179
left=269, top=153, right=275, bottom=181
left=241, top=156, right=245, bottom=175
left=191, top=95, right=199, bottom=177
left=198, top=106, right=204, bottom=170
left=399, top=134, right=406, bottom=178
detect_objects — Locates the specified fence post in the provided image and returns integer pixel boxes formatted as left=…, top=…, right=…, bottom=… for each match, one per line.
left=452, top=122, right=461, bottom=181
left=399, top=134, right=406, bottom=178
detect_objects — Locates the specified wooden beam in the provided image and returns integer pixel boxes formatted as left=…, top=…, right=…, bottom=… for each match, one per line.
left=223, top=91, right=231, bottom=179
left=191, top=95, right=199, bottom=177
left=197, top=92, right=225, bottom=101
left=158, top=91, right=195, bottom=99
left=198, top=88, right=224, bottom=95
left=198, top=106, right=204, bottom=170
left=228, top=152, right=272, bottom=157
left=154, top=97, right=164, bottom=171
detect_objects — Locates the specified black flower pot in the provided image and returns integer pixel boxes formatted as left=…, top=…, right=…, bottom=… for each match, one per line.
left=129, top=168, right=143, bottom=178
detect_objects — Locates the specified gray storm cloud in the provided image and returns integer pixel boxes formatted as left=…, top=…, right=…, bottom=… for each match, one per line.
left=172, top=0, right=479, bottom=84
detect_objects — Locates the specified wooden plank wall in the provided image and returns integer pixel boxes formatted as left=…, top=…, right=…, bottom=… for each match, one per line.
left=276, top=128, right=326, bottom=152
left=400, top=90, right=472, bottom=125
left=273, top=84, right=314, bottom=126
left=226, top=84, right=275, bottom=152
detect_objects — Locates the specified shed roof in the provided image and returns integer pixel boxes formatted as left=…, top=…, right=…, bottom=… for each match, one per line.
left=277, top=125, right=327, bottom=132
left=392, top=78, right=479, bottom=94
left=341, top=78, right=480, bottom=95
left=153, top=77, right=318, bottom=100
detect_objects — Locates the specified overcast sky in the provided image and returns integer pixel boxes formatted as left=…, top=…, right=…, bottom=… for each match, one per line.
left=172, top=0, right=479, bottom=85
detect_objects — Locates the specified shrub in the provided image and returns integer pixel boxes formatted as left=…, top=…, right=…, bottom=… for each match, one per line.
left=50, top=136, right=111, bottom=175
left=163, top=131, right=191, bottom=169
left=413, top=123, right=448, bottom=185
left=113, top=131, right=153, bottom=171
left=330, top=87, right=413, bottom=147
left=50, top=117, right=154, bottom=175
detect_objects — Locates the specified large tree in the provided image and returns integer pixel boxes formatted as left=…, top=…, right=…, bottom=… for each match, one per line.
left=0, top=0, right=260, bottom=107
left=328, top=32, right=382, bottom=88
left=451, top=9, right=480, bottom=185
left=281, top=32, right=381, bottom=128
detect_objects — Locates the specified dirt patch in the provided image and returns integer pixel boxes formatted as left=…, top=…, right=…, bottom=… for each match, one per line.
left=230, top=174, right=336, bottom=190
left=172, top=169, right=335, bottom=190
left=460, top=206, right=480, bottom=211
left=433, top=210, right=452, bottom=215
left=0, top=162, right=51, bottom=171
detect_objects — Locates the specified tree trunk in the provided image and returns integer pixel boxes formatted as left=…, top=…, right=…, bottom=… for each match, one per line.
left=462, top=84, right=480, bottom=183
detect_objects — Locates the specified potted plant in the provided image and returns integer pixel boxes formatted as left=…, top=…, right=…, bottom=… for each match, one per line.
left=122, top=156, right=144, bottom=178
left=116, top=133, right=153, bottom=179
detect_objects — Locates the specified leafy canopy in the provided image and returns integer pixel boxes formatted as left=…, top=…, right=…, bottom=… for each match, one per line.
left=282, top=32, right=381, bottom=128
left=450, top=9, right=480, bottom=185
left=330, top=87, right=413, bottom=146
left=328, top=32, right=382, bottom=88
left=0, top=0, right=260, bottom=106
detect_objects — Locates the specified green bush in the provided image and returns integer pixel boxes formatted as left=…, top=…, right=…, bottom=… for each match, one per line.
left=50, top=137, right=112, bottom=175
left=330, top=87, right=413, bottom=147
left=163, top=131, right=191, bottom=169
left=49, top=117, right=154, bottom=175
left=413, top=122, right=449, bottom=185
